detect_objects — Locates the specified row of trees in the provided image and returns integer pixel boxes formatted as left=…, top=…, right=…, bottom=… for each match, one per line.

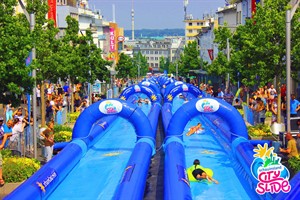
left=115, top=52, right=148, bottom=79
left=0, top=0, right=111, bottom=107
left=209, top=0, right=300, bottom=88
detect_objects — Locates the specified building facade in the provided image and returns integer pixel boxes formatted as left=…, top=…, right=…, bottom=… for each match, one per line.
left=133, top=37, right=184, bottom=72
left=184, top=17, right=211, bottom=44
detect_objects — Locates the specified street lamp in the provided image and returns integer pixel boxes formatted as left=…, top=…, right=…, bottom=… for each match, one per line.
left=286, top=0, right=300, bottom=132
left=226, top=38, right=230, bottom=90
left=19, top=0, right=37, bottom=159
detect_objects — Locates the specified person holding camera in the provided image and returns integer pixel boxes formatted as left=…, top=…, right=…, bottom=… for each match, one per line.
left=79, top=100, right=88, bottom=113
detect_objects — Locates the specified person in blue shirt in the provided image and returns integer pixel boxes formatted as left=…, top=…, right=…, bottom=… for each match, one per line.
left=290, top=94, right=300, bottom=117
left=0, top=119, right=13, bottom=149
left=217, top=88, right=224, bottom=100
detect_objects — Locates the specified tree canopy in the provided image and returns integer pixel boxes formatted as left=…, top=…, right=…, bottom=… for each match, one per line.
left=0, top=0, right=110, bottom=105
left=0, top=0, right=33, bottom=104
left=179, top=41, right=201, bottom=77
left=210, top=0, right=300, bottom=87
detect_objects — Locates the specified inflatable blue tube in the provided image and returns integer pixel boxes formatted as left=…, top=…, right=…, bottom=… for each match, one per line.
left=73, top=99, right=154, bottom=140
left=81, top=115, right=119, bottom=148
left=162, top=78, right=174, bottom=88
left=249, top=140, right=272, bottom=147
left=202, top=113, right=232, bottom=141
left=232, top=138, right=256, bottom=178
left=114, top=141, right=153, bottom=200
left=274, top=172, right=300, bottom=200
left=139, top=81, right=161, bottom=97
left=158, top=76, right=168, bottom=87
left=53, top=141, right=69, bottom=151
left=4, top=140, right=87, bottom=200
left=164, top=140, right=192, bottom=200
left=164, top=81, right=184, bottom=96
left=161, top=102, right=172, bottom=132
left=167, top=98, right=248, bottom=141
left=164, top=84, right=203, bottom=103
left=147, top=102, right=161, bottom=135
left=119, top=85, right=161, bottom=104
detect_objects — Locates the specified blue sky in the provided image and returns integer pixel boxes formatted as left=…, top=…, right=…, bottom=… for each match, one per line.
left=88, top=0, right=226, bottom=30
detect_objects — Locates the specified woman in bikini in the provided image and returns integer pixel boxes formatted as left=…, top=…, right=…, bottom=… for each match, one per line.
left=186, top=123, right=204, bottom=136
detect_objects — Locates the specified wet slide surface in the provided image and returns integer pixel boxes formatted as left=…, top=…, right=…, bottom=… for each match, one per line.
left=48, top=102, right=151, bottom=200
left=173, top=97, right=258, bottom=200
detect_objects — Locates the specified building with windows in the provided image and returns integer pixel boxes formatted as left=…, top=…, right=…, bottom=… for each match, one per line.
left=184, top=16, right=211, bottom=44
left=55, top=0, right=124, bottom=64
left=133, top=37, right=184, bottom=72
left=216, top=3, right=238, bottom=31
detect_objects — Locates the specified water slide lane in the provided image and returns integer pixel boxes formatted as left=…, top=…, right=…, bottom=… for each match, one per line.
left=172, top=98, right=258, bottom=199
left=47, top=117, right=136, bottom=199
left=183, top=118, right=257, bottom=200
left=47, top=103, right=152, bottom=199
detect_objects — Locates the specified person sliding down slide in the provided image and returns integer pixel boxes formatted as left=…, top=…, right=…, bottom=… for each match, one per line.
left=186, top=123, right=204, bottom=136
left=187, top=159, right=218, bottom=184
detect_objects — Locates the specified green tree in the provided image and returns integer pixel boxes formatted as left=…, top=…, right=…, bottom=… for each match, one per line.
left=116, top=53, right=134, bottom=78
left=168, top=61, right=178, bottom=76
left=159, top=56, right=166, bottom=73
left=212, top=0, right=300, bottom=87
left=179, top=41, right=201, bottom=77
left=60, top=16, right=110, bottom=112
left=159, top=56, right=170, bottom=73
left=133, top=51, right=148, bottom=78
left=0, top=0, right=33, bottom=105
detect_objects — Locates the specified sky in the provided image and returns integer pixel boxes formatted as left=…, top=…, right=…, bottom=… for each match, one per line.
left=88, top=0, right=226, bottom=30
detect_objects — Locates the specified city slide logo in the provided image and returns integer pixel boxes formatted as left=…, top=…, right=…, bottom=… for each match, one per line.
left=250, top=144, right=291, bottom=195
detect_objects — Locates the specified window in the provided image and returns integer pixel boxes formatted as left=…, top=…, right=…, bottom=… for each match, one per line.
left=189, top=22, right=192, bottom=26
left=189, top=30, right=193, bottom=33
left=237, top=11, right=241, bottom=25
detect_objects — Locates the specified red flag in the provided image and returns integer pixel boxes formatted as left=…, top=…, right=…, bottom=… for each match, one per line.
left=48, top=0, right=57, bottom=27
left=208, top=49, right=214, bottom=61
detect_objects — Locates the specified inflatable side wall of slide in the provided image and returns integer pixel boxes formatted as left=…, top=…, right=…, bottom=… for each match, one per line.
left=119, top=84, right=162, bottom=135
left=162, top=83, right=204, bottom=132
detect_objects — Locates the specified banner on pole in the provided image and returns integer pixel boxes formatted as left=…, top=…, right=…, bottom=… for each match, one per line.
left=48, top=0, right=57, bottom=27
left=208, top=49, right=214, bottom=61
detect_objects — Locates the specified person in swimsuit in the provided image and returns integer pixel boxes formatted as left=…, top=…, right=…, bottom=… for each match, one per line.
left=192, top=159, right=218, bottom=184
left=186, top=123, right=204, bottom=136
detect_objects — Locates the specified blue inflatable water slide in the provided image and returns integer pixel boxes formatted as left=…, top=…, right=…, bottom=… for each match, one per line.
left=4, top=76, right=300, bottom=200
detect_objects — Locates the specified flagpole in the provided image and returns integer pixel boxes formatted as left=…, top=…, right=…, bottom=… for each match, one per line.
left=30, top=13, right=37, bottom=159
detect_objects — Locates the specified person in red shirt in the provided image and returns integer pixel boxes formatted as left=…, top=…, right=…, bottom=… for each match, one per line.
left=281, top=83, right=286, bottom=103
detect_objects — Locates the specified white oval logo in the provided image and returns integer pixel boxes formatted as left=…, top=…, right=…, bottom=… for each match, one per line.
left=117, top=36, right=125, bottom=42
left=196, top=99, right=220, bottom=113
left=182, top=84, right=189, bottom=91
left=99, top=100, right=123, bottom=114
left=141, top=81, right=150, bottom=86
left=134, top=85, right=141, bottom=92
left=175, top=81, right=183, bottom=86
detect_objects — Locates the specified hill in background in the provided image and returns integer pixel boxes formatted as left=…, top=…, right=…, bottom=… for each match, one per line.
left=124, top=29, right=185, bottom=39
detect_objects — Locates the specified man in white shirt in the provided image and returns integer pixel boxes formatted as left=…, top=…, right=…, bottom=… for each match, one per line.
left=9, top=118, right=25, bottom=153
left=268, top=84, right=277, bottom=106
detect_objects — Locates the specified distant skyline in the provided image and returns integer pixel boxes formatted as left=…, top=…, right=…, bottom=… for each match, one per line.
left=88, top=0, right=226, bottom=30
